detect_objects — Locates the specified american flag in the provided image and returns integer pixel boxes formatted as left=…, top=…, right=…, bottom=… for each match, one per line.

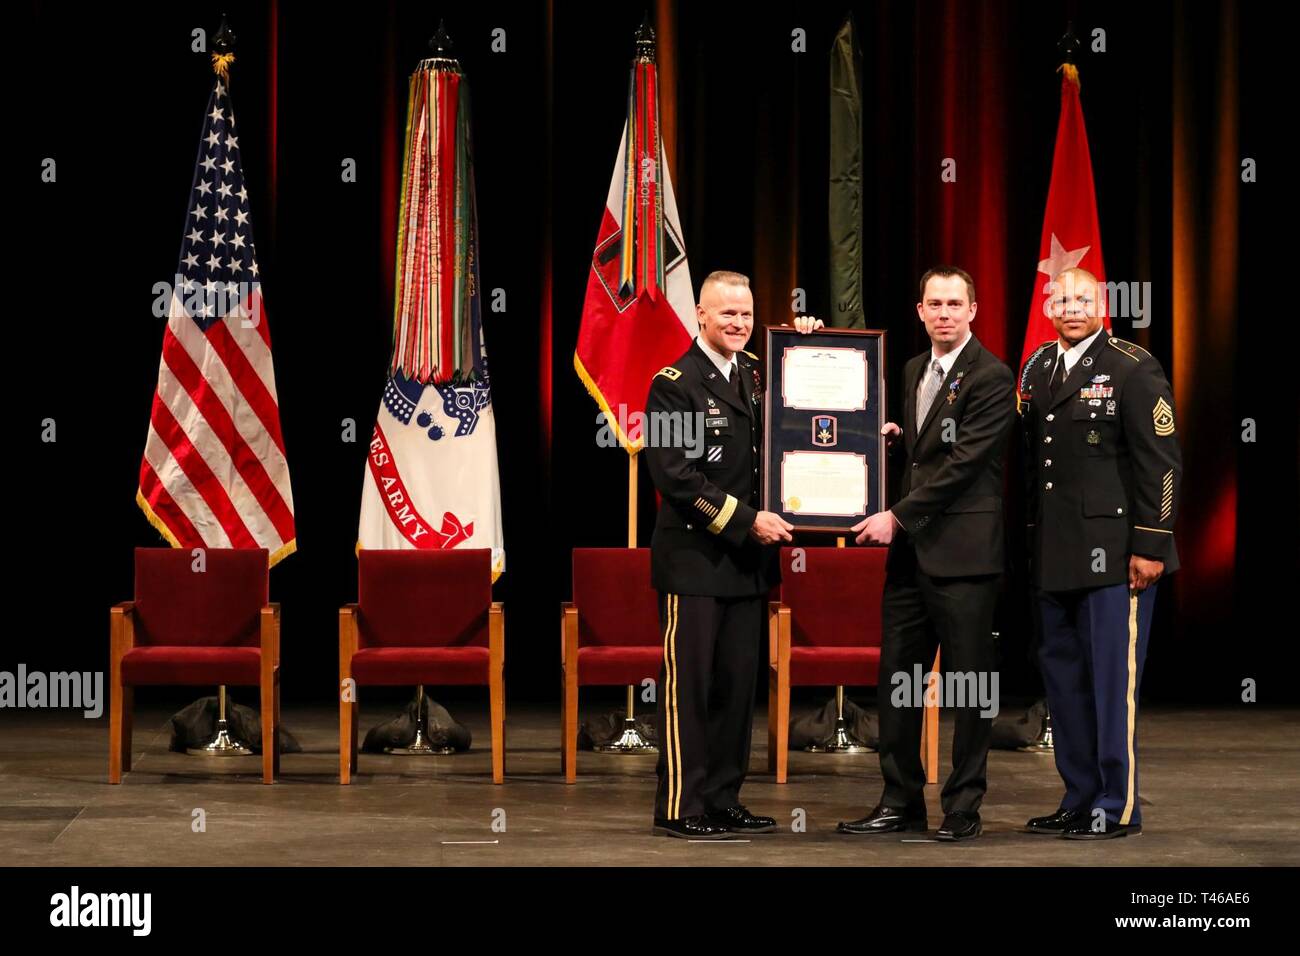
left=137, top=76, right=296, bottom=564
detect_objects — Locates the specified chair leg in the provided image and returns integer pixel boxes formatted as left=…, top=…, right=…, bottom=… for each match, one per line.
left=261, top=675, right=275, bottom=784
left=767, top=670, right=777, bottom=773
left=273, top=673, right=281, bottom=775
left=339, top=690, right=354, bottom=785
left=775, top=671, right=790, bottom=785
left=922, top=649, right=940, bottom=785
left=109, top=682, right=129, bottom=784
left=490, top=671, right=505, bottom=784
left=122, top=688, right=133, bottom=774
left=562, top=669, right=577, bottom=784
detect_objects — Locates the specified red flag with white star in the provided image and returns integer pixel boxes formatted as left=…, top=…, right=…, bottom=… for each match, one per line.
left=1018, top=65, right=1109, bottom=380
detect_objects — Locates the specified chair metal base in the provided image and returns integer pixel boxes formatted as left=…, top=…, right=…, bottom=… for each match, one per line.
left=384, top=685, right=457, bottom=755
left=804, top=716, right=875, bottom=754
left=1016, top=712, right=1055, bottom=753
left=186, top=718, right=254, bottom=756
left=595, top=717, right=657, bottom=754
left=185, top=686, right=254, bottom=756
left=386, top=725, right=456, bottom=756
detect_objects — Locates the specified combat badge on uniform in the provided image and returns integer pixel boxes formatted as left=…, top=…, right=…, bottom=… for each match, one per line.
left=1153, top=396, right=1175, bottom=436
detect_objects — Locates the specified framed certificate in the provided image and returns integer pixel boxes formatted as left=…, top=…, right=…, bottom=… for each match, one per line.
left=762, top=326, right=887, bottom=532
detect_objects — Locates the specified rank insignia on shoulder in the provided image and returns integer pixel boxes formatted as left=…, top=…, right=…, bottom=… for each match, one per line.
left=655, top=366, right=682, bottom=381
left=1153, top=396, right=1175, bottom=436
left=1108, top=337, right=1149, bottom=361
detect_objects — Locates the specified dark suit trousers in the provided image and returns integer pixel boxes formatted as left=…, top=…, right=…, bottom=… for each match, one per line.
left=654, top=591, right=762, bottom=820
left=878, top=541, right=999, bottom=814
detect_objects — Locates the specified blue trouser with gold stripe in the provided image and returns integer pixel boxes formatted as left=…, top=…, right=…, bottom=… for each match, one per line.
left=654, top=592, right=762, bottom=821
left=1035, top=582, right=1157, bottom=826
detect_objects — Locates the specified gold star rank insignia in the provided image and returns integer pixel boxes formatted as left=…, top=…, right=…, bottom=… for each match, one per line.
left=1152, top=397, right=1175, bottom=436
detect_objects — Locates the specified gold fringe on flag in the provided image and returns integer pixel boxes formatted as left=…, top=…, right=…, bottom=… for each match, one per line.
left=1057, top=62, right=1080, bottom=89
left=212, top=52, right=236, bottom=82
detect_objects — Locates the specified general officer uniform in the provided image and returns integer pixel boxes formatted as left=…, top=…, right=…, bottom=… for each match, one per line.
left=1019, top=329, right=1182, bottom=838
left=643, top=338, right=779, bottom=837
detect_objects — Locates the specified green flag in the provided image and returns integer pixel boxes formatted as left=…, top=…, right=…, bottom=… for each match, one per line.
left=829, top=14, right=865, bottom=329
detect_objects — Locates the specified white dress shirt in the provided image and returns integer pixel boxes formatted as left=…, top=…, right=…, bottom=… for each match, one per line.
left=695, top=335, right=739, bottom=381
left=929, top=330, right=973, bottom=377
left=1056, top=326, right=1103, bottom=375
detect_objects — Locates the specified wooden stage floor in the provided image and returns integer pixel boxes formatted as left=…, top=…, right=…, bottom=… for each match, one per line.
left=3, top=704, right=1296, bottom=867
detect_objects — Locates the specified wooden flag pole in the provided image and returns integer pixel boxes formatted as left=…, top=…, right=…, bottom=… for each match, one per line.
left=628, top=453, right=638, bottom=548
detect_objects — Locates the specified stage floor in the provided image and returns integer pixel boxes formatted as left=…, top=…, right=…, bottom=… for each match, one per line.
left=3, top=705, right=1296, bottom=866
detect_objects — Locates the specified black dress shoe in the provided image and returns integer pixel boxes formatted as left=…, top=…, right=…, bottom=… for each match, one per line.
left=836, top=803, right=927, bottom=835
left=1061, top=816, right=1142, bottom=840
left=652, top=814, right=731, bottom=839
left=709, top=804, right=777, bottom=833
left=1022, top=807, right=1086, bottom=835
left=935, top=811, right=982, bottom=842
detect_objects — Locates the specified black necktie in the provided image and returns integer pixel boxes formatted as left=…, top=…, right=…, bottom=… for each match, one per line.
left=731, top=363, right=746, bottom=403
left=1049, top=353, right=1067, bottom=400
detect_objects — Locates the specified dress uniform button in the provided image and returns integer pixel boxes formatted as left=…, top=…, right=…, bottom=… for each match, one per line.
left=686, top=523, right=693, bottom=530
left=1044, top=459, right=1052, bottom=467
left=1044, top=436, right=1052, bottom=444
left=1090, top=412, right=1097, bottom=419
left=1045, top=482, right=1053, bottom=490
left=1046, top=414, right=1055, bottom=422
left=1116, top=508, right=1123, bottom=515
left=912, top=462, right=919, bottom=468
left=714, top=429, right=720, bottom=436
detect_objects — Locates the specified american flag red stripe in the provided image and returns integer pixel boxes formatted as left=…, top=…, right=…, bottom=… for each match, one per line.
left=138, top=459, right=202, bottom=546
left=159, top=323, right=295, bottom=541
left=148, top=395, right=259, bottom=549
left=137, top=76, right=295, bottom=564
left=203, top=312, right=287, bottom=455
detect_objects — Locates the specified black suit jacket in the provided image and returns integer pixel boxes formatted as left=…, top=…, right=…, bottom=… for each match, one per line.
left=888, top=335, right=1016, bottom=578
left=643, top=340, right=779, bottom=597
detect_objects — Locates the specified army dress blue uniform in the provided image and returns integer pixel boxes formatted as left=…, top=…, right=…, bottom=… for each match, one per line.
left=1020, top=330, right=1182, bottom=836
left=643, top=339, right=779, bottom=830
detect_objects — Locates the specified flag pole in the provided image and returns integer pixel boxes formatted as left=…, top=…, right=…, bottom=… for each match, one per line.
left=627, top=454, right=638, bottom=547
left=184, top=17, right=256, bottom=760
left=595, top=19, right=662, bottom=757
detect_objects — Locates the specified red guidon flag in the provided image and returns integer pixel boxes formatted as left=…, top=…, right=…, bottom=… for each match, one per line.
left=137, top=56, right=295, bottom=564
left=574, top=22, right=694, bottom=451
left=1019, top=63, right=1109, bottom=383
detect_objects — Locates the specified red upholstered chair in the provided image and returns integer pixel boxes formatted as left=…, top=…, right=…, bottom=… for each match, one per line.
left=109, top=547, right=279, bottom=784
left=560, top=548, right=663, bottom=782
left=339, top=549, right=503, bottom=784
left=768, top=546, right=939, bottom=784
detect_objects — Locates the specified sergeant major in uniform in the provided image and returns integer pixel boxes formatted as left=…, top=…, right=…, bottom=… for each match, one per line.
left=643, top=270, right=795, bottom=839
left=1019, top=266, right=1182, bottom=840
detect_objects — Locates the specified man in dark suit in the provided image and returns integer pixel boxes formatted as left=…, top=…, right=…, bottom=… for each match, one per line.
left=834, top=266, right=1016, bottom=841
left=643, top=270, right=796, bottom=839
left=1019, top=267, right=1181, bottom=840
